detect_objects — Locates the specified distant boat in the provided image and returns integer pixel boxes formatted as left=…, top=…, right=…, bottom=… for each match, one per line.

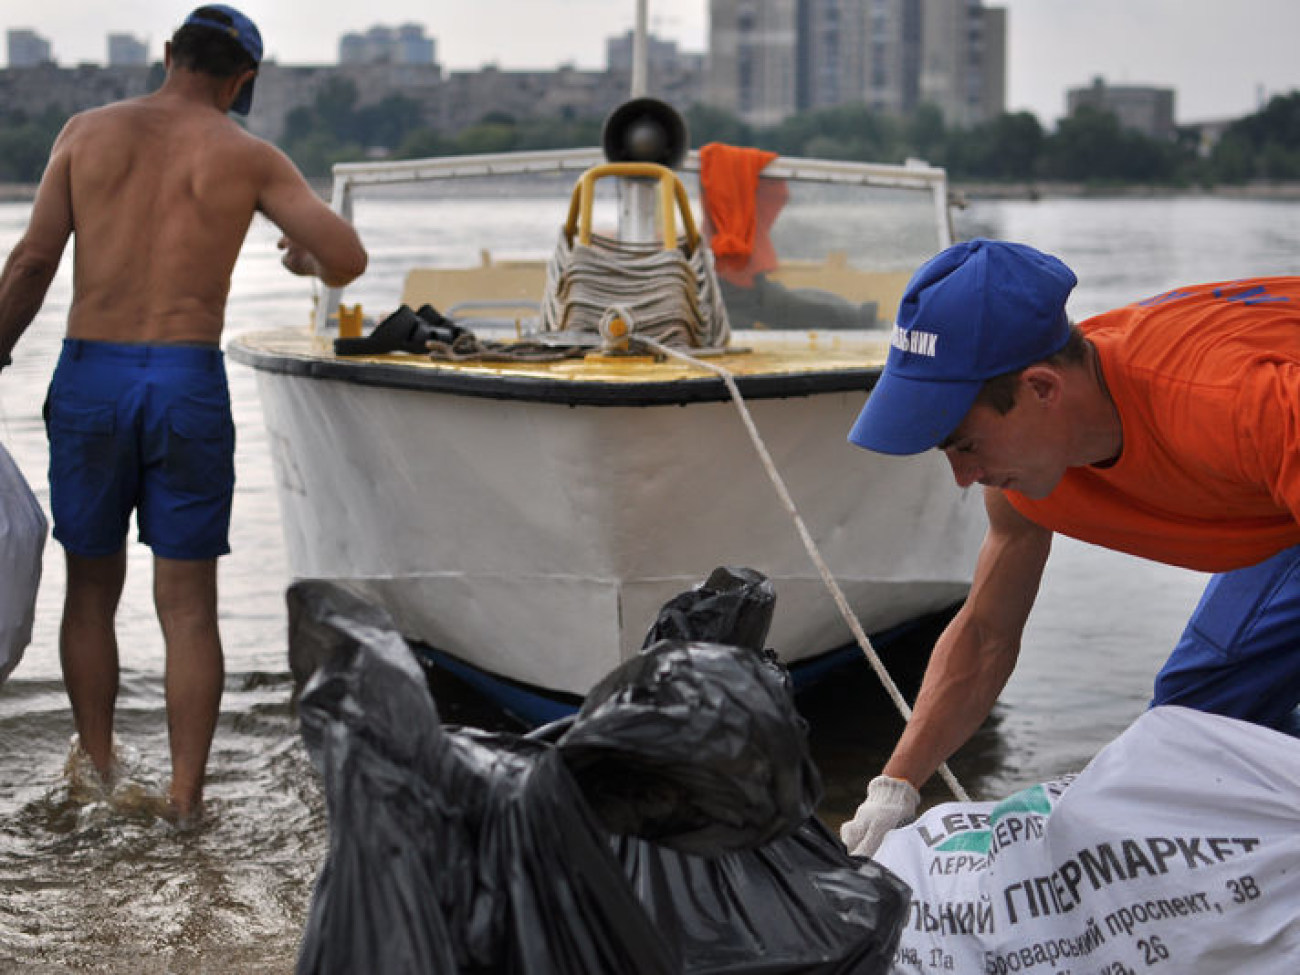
left=228, top=98, right=985, bottom=724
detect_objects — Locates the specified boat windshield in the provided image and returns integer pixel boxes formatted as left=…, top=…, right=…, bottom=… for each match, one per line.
left=322, top=150, right=951, bottom=335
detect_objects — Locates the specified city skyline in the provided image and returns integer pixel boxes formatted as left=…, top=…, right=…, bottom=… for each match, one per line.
left=4, top=1, right=1300, bottom=126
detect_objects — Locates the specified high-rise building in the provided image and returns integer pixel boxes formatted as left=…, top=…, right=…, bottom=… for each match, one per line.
left=8, top=28, right=53, bottom=68
left=395, top=24, right=434, bottom=65
left=606, top=29, right=706, bottom=105
left=708, top=0, right=799, bottom=126
left=607, top=30, right=690, bottom=76
left=339, top=24, right=436, bottom=66
left=108, top=33, right=149, bottom=67
left=918, top=0, right=996, bottom=128
left=707, top=0, right=1004, bottom=127
left=860, top=0, right=922, bottom=116
left=798, top=0, right=863, bottom=112
left=980, top=4, right=1006, bottom=122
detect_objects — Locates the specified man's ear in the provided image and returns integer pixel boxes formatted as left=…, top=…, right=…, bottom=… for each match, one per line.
left=1021, top=364, right=1063, bottom=407
left=219, top=68, right=256, bottom=107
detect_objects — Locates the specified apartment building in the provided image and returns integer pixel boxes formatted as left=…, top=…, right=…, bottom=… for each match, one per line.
left=339, top=25, right=436, bottom=67
left=1067, top=76, right=1177, bottom=141
left=708, top=0, right=800, bottom=127
left=709, top=0, right=1005, bottom=127
left=7, top=29, right=53, bottom=68
left=107, top=34, right=149, bottom=67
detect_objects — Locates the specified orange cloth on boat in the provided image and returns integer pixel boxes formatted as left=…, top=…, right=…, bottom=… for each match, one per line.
left=699, top=143, right=789, bottom=287
left=1007, top=277, right=1300, bottom=572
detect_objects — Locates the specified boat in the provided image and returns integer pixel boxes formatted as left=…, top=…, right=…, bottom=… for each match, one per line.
left=228, top=96, right=987, bottom=724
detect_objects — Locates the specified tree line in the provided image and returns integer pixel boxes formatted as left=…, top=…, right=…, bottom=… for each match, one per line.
left=271, top=79, right=1300, bottom=188
left=5, top=78, right=1300, bottom=188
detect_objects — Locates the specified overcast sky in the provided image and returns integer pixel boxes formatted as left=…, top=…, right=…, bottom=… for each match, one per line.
left=5, top=1, right=1299, bottom=126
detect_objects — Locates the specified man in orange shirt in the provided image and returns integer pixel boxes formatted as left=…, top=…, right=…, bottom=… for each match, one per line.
left=840, top=238, right=1300, bottom=857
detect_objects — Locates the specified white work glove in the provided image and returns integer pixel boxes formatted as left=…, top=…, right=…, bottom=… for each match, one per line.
left=840, top=775, right=921, bottom=858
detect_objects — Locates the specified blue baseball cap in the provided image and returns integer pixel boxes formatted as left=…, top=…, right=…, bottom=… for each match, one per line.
left=182, top=5, right=263, bottom=115
left=848, top=238, right=1077, bottom=456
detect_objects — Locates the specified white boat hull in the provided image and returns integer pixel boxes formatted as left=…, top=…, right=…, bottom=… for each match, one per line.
left=252, top=363, right=984, bottom=696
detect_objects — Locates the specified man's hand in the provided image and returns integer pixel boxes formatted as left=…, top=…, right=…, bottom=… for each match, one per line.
left=278, top=236, right=320, bottom=278
left=840, top=775, right=920, bottom=858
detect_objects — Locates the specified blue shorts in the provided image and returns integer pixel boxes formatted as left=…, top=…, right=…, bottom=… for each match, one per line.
left=45, top=339, right=235, bottom=560
left=1153, top=542, right=1300, bottom=734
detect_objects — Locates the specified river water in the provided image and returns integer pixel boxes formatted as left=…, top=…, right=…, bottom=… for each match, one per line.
left=2, top=192, right=1298, bottom=971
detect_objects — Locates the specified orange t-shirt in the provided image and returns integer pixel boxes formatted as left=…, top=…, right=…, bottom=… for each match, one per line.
left=1008, top=277, right=1300, bottom=572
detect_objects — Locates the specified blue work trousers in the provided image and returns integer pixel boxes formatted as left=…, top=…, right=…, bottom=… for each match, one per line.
left=1153, top=543, right=1300, bottom=735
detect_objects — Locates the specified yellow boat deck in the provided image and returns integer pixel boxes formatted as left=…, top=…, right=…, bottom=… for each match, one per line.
left=231, top=327, right=891, bottom=385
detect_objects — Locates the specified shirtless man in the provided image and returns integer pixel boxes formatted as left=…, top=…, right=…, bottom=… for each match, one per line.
left=0, top=5, right=367, bottom=821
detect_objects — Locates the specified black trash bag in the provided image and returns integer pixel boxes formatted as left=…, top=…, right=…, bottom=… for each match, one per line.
left=641, top=565, right=776, bottom=653
left=286, top=578, right=394, bottom=693
left=290, top=572, right=910, bottom=975
left=558, top=568, right=911, bottom=974
left=558, top=638, right=821, bottom=854
left=614, top=821, right=911, bottom=975
left=290, top=581, right=678, bottom=975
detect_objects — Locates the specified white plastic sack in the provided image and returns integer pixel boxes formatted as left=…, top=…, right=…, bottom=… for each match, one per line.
left=877, top=706, right=1300, bottom=975
left=1, top=442, right=47, bottom=684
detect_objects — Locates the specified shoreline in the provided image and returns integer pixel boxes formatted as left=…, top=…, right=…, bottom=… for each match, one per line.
left=8, top=179, right=1300, bottom=205
left=951, top=179, right=1300, bottom=202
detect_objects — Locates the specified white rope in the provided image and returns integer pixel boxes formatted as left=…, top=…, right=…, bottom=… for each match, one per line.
left=541, top=231, right=731, bottom=348
left=638, top=335, right=971, bottom=803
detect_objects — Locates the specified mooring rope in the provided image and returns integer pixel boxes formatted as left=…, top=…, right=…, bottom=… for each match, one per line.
left=637, top=333, right=972, bottom=804
left=540, top=231, right=731, bottom=349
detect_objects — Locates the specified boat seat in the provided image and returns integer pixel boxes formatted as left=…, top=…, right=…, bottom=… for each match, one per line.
left=403, top=257, right=549, bottom=322
left=766, top=257, right=911, bottom=323
left=402, top=256, right=911, bottom=329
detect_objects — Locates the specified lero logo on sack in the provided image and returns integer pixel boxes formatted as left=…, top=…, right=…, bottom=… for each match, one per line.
left=918, top=781, right=1070, bottom=857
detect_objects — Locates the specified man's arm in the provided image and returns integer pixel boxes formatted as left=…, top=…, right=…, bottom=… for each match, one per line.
left=255, top=143, right=368, bottom=288
left=841, top=488, right=1052, bottom=856
left=882, top=487, right=1052, bottom=788
left=0, top=125, right=75, bottom=366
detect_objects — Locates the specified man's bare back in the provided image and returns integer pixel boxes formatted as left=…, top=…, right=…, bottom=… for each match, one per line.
left=60, top=94, right=265, bottom=345
left=2, top=61, right=365, bottom=356
left=52, top=88, right=364, bottom=346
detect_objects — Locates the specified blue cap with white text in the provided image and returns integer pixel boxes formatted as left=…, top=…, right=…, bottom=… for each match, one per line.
left=847, top=238, right=1076, bottom=456
left=182, top=5, right=263, bottom=115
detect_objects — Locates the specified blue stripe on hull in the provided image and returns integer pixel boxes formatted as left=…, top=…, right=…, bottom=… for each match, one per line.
left=410, top=604, right=960, bottom=729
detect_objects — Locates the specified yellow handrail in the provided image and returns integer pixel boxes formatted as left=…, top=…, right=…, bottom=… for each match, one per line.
left=563, top=162, right=700, bottom=254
